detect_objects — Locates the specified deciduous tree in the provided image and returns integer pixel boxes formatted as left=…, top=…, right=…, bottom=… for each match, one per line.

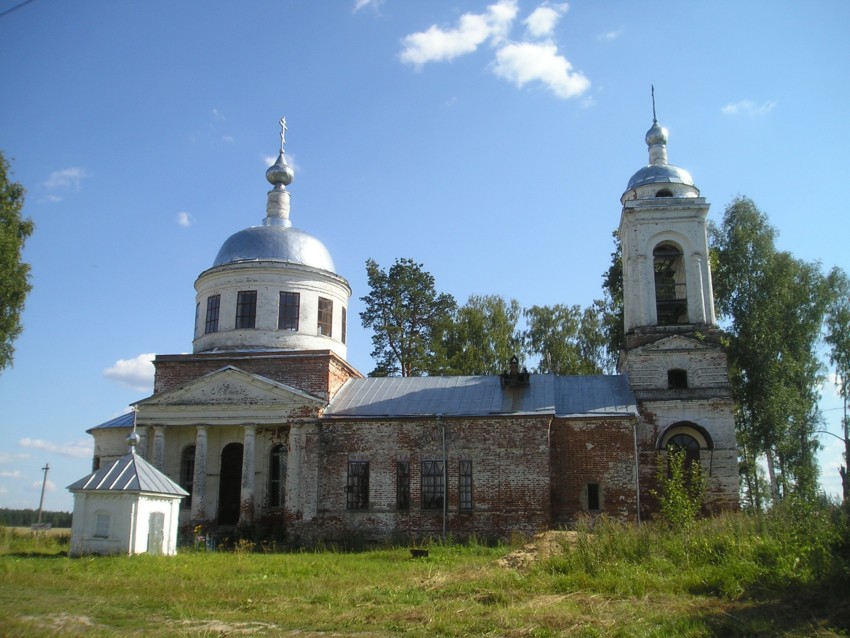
left=825, top=267, right=850, bottom=502
left=0, top=152, right=33, bottom=373
left=443, top=294, right=521, bottom=375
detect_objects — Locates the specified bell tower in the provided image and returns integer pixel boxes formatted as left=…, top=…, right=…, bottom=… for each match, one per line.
left=618, top=93, right=739, bottom=514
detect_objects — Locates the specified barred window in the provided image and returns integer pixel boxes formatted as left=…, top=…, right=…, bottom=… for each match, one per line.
left=346, top=461, right=369, bottom=510
left=179, top=445, right=195, bottom=510
left=279, top=292, right=300, bottom=331
left=396, top=460, right=410, bottom=510
left=458, top=460, right=473, bottom=511
left=318, top=297, right=333, bottom=337
left=422, top=460, right=445, bottom=510
left=269, top=444, right=287, bottom=508
left=236, top=291, right=257, bottom=329
left=205, top=295, right=220, bottom=334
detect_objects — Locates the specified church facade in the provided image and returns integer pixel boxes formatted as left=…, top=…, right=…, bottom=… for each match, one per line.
left=87, top=116, right=739, bottom=545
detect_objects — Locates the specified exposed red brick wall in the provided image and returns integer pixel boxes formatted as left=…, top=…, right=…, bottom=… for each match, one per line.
left=153, top=350, right=361, bottom=400
left=550, top=417, right=639, bottom=526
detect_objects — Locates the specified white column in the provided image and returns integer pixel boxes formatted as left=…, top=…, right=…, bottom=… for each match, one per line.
left=152, top=426, right=166, bottom=470
left=693, top=255, right=707, bottom=324
left=238, top=425, right=256, bottom=526
left=191, top=425, right=208, bottom=521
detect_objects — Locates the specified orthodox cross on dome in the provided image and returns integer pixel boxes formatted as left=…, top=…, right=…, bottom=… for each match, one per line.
left=279, top=116, right=288, bottom=153
left=651, top=85, right=657, bottom=124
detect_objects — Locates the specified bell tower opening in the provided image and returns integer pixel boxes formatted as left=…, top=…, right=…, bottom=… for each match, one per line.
left=653, top=243, right=688, bottom=325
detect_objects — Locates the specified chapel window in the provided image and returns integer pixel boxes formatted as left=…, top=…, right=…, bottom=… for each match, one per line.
left=396, top=460, right=410, bottom=511
left=668, top=369, right=688, bottom=389
left=458, top=460, right=473, bottom=511
left=179, top=445, right=195, bottom=509
left=94, top=510, right=111, bottom=538
left=236, top=290, right=257, bottom=329
left=269, top=443, right=287, bottom=508
left=205, top=295, right=221, bottom=334
left=278, top=292, right=300, bottom=331
left=318, top=297, right=333, bottom=337
left=653, top=243, right=688, bottom=325
left=422, top=460, right=445, bottom=510
left=346, top=461, right=369, bottom=510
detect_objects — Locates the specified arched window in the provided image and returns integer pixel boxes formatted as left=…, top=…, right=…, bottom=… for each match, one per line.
left=180, top=445, right=195, bottom=509
left=269, top=443, right=287, bottom=508
left=653, top=243, right=688, bottom=325
left=655, top=188, right=673, bottom=197
left=666, top=433, right=701, bottom=468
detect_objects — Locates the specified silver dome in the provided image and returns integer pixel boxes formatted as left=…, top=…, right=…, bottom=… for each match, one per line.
left=213, top=224, right=336, bottom=272
left=626, top=164, right=694, bottom=190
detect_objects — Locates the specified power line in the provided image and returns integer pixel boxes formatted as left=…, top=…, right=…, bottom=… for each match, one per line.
left=0, top=0, right=37, bottom=19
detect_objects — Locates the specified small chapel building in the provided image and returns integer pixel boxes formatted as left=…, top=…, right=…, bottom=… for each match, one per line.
left=85, top=115, right=739, bottom=545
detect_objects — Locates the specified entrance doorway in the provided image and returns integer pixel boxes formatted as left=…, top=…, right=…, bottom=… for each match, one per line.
left=218, top=442, right=243, bottom=525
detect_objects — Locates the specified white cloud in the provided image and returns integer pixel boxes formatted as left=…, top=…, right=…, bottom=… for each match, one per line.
left=400, top=0, right=519, bottom=68
left=491, top=41, right=589, bottom=99
left=211, top=108, right=225, bottom=122
left=31, top=479, right=57, bottom=493
left=43, top=167, right=90, bottom=196
left=598, top=28, right=623, bottom=41
left=0, top=470, right=22, bottom=479
left=0, top=451, right=31, bottom=463
left=721, top=99, right=776, bottom=116
left=524, top=2, right=568, bottom=39
left=177, top=211, right=194, bottom=228
left=353, top=0, right=383, bottom=12
left=19, top=438, right=93, bottom=460
left=103, top=353, right=156, bottom=391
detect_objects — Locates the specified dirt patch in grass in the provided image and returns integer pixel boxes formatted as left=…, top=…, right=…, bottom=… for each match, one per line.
left=22, top=613, right=95, bottom=633
left=497, top=530, right=580, bottom=569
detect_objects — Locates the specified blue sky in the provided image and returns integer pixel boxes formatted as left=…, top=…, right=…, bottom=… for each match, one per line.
left=1, top=0, right=848, bottom=511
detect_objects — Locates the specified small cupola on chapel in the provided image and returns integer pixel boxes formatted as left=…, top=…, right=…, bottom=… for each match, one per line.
left=618, top=90, right=716, bottom=335
left=192, top=119, right=351, bottom=359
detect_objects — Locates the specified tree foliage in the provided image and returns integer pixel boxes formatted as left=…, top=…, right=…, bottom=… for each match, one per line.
left=710, top=196, right=831, bottom=507
left=0, top=152, right=33, bottom=373
left=359, top=258, right=456, bottom=377
left=443, top=295, right=521, bottom=375
left=824, top=267, right=850, bottom=501
left=600, top=231, right=625, bottom=364
left=522, top=303, right=612, bottom=375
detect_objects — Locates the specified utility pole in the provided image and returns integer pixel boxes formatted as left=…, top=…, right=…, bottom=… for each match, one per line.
left=36, top=463, right=49, bottom=527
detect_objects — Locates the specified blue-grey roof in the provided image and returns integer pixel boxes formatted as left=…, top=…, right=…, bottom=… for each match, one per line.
left=627, top=164, right=695, bottom=190
left=67, top=450, right=188, bottom=497
left=324, top=374, right=637, bottom=419
left=88, top=411, right=135, bottom=432
left=213, top=225, right=336, bottom=272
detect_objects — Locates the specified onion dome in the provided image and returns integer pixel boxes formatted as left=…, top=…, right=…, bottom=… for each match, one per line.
left=212, top=117, right=337, bottom=273
left=624, top=89, right=698, bottom=197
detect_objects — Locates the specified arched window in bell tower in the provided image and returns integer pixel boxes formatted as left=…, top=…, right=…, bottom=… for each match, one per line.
left=653, top=243, right=688, bottom=325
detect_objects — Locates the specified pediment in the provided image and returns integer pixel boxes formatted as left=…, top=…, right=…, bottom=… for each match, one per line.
left=637, top=334, right=715, bottom=352
left=135, top=366, right=324, bottom=409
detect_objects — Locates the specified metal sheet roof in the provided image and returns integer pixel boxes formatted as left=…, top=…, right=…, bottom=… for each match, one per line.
left=88, top=411, right=135, bottom=432
left=67, top=450, right=188, bottom=497
left=324, top=374, right=637, bottom=419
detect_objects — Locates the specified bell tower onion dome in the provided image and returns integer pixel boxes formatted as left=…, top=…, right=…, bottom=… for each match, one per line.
left=192, top=118, right=351, bottom=359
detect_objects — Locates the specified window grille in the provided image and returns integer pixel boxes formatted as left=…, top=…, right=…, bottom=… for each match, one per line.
left=236, top=291, right=257, bottom=329
left=422, top=460, right=445, bottom=510
left=205, top=295, right=220, bottom=334
left=346, top=461, right=369, bottom=510
left=458, top=460, right=473, bottom=511
left=278, top=292, right=300, bottom=330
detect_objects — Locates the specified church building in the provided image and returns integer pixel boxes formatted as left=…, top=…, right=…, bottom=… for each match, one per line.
left=85, top=115, right=739, bottom=545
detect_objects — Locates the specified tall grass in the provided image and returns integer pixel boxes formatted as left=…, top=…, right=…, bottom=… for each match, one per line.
left=1, top=504, right=848, bottom=637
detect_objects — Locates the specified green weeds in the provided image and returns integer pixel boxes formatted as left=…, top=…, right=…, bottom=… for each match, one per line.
left=1, top=505, right=848, bottom=637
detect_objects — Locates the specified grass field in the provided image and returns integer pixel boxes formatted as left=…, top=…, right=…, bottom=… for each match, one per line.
left=1, top=505, right=848, bottom=637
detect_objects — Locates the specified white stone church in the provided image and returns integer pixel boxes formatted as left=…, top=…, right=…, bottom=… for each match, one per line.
left=82, top=115, right=739, bottom=545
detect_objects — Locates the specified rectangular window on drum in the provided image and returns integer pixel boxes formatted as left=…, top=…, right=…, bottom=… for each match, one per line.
left=205, top=295, right=220, bottom=334
left=278, top=292, right=300, bottom=330
left=236, top=290, right=257, bottom=329
left=318, top=297, right=333, bottom=337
